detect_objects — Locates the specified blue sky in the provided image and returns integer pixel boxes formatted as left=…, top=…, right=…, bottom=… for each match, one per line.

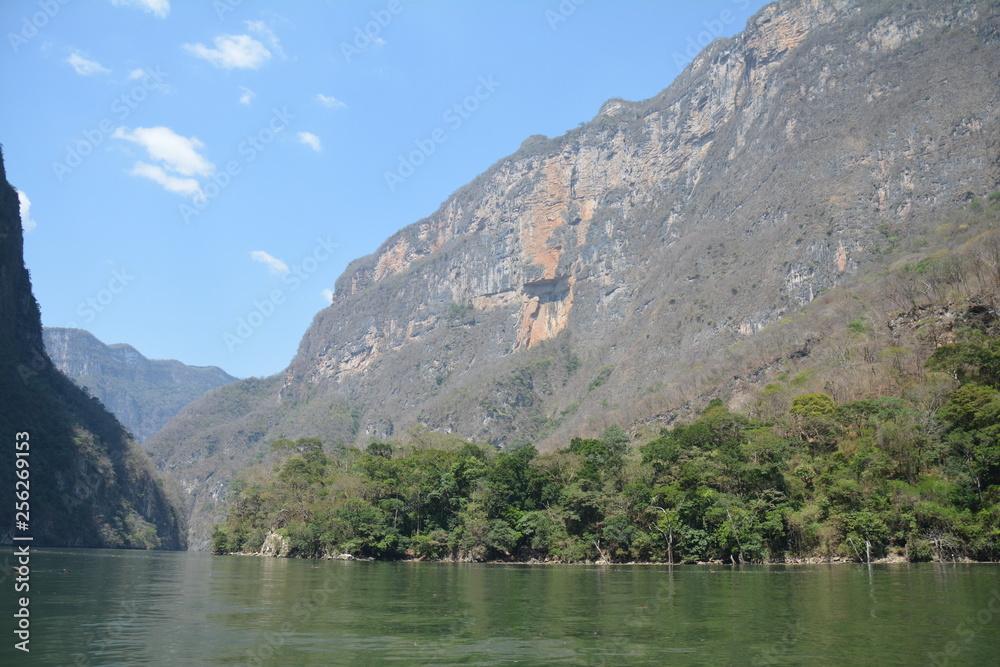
left=2, top=0, right=768, bottom=379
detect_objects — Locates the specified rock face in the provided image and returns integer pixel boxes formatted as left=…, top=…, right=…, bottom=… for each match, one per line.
left=0, top=146, right=185, bottom=549
left=148, top=0, right=1000, bottom=549
left=44, top=327, right=237, bottom=443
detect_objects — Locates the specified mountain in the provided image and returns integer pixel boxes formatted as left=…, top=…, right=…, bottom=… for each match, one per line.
left=0, top=147, right=185, bottom=549
left=43, top=327, right=237, bottom=443
left=147, top=0, right=1000, bottom=548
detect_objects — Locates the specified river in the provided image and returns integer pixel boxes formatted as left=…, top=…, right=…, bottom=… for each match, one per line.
left=2, top=549, right=998, bottom=665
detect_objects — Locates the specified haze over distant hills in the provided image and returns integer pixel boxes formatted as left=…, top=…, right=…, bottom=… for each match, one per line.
left=44, top=327, right=237, bottom=443
left=144, top=0, right=1000, bottom=548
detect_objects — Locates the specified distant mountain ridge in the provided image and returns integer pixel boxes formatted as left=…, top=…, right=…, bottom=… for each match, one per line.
left=0, top=147, right=185, bottom=549
left=146, top=0, right=1000, bottom=548
left=44, top=327, right=237, bottom=443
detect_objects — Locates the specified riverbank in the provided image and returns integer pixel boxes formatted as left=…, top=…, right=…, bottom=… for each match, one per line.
left=219, top=549, right=990, bottom=566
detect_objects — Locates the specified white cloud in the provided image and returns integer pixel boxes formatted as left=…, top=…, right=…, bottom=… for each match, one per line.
left=315, top=93, right=346, bottom=110
left=111, top=0, right=170, bottom=19
left=250, top=250, right=289, bottom=276
left=246, top=20, right=285, bottom=59
left=238, top=86, right=256, bottom=105
left=113, top=126, right=214, bottom=177
left=320, top=288, right=335, bottom=305
left=297, top=132, right=322, bottom=152
left=183, top=34, right=271, bottom=70
left=67, top=52, right=110, bottom=76
left=17, top=190, right=36, bottom=233
left=129, top=162, right=204, bottom=198
left=127, top=68, right=147, bottom=80
left=114, top=126, right=215, bottom=199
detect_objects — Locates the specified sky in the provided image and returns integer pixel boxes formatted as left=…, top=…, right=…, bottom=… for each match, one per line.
left=1, top=0, right=769, bottom=379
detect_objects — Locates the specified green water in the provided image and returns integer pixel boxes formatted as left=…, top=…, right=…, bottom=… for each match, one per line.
left=2, top=549, right=998, bottom=665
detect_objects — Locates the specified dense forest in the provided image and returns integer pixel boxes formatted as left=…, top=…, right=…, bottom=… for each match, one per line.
left=211, top=323, right=999, bottom=564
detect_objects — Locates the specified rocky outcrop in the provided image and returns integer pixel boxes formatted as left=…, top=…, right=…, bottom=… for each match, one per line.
left=147, top=0, right=1000, bottom=548
left=44, top=327, right=237, bottom=443
left=259, top=531, right=292, bottom=557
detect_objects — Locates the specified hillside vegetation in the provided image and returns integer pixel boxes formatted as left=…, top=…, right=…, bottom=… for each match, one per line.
left=213, top=205, right=1000, bottom=563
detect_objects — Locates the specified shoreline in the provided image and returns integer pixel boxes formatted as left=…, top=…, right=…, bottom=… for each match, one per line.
left=219, top=551, right=991, bottom=565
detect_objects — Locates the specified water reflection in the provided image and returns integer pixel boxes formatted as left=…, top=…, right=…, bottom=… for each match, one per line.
left=3, top=551, right=998, bottom=666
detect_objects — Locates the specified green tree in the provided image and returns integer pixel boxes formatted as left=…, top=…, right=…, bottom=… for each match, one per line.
left=937, top=385, right=1000, bottom=507
left=790, top=393, right=836, bottom=417
left=927, top=331, right=1000, bottom=388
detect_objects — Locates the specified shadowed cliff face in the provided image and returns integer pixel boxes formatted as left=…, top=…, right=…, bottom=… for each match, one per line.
left=0, top=147, right=186, bottom=549
left=0, top=147, right=45, bottom=371
left=146, top=0, right=1000, bottom=548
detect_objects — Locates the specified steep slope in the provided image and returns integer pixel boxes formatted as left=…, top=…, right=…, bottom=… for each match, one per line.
left=44, top=327, right=237, bottom=443
left=148, top=0, right=1000, bottom=548
left=0, top=147, right=185, bottom=549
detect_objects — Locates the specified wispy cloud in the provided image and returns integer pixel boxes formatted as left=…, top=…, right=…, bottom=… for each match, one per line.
left=111, top=0, right=170, bottom=19
left=250, top=250, right=289, bottom=276
left=315, top=93, right=346, bottom=110
left=114, top=126, right=214, bottom=176
left=67, top=52, right=110, bottom=76
left=183, top=34, right=271, bottom=70
left=297, top=132, right=322, bottom=152
left=114, top=126, right=214, bottom=198
left=320, top=288, right=335, bottom=305
left=129, top=162, right=204, bottom=198
left=238, top=86, right=256, bottom=105
left=17, top=190, right=36, bottom=233
left=246, top=20, right=285, bottom=59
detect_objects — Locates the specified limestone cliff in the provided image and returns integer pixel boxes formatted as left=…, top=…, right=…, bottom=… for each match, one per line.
left=147, top=0, right=1000, bottom=548
left=287, top=0, right=996, bottom=435
left=44, top=327, right=237, bottom=443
